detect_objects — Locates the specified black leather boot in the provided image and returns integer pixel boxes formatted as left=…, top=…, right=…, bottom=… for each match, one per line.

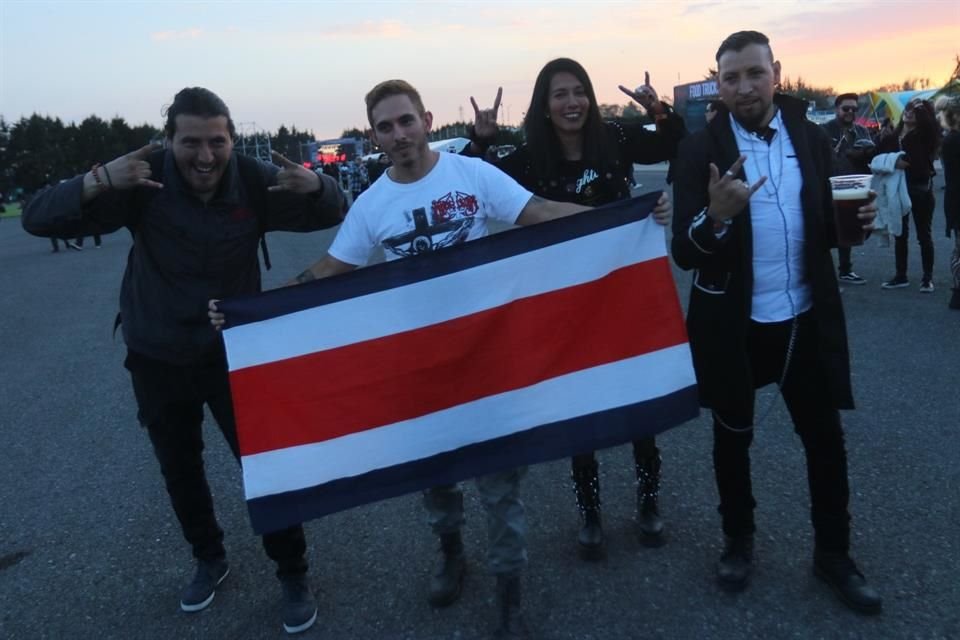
left=716, top=534, right=754, bottom=592
left=635, top=454, right=665, bottom=547
left=571, top=460, right=604, bottom=559
left=813, top=550, right=882, bottom=615
left=949, top=288, right=960, bottom=310
left=428, top=531, right=466, bottom=607
left=493, top=573, right=529, bottom=638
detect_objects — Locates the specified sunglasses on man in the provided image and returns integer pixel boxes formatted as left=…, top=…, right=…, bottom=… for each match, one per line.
left=839, top=106, right=857, bottom=113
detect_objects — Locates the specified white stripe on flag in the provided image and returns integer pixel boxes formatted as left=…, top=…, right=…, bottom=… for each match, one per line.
left=225, top=219, right=665, bottom=371
left=240, top=343, right=694, bottom=499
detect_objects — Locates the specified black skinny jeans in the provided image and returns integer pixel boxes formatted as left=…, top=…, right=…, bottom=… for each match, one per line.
left=125, top=350, right=308, bottom=578
left=895, top=186, right=935, bottom=280
left=710, top=312, right=851, bottom=554
left=572, top=437, right=658, bottom=470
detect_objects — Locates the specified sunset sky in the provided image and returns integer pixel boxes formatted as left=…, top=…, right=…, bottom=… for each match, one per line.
left=1, top=1, right=957, bottom=140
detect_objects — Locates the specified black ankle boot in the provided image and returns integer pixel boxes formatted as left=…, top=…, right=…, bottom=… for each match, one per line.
left=493, top=573, right=529, bottom=638
left=428, top=531, right=466, bottom=607
left=635, top=454, right=665, bottom=547
left=813, top=550, right=882, bottom=615
left=571, top=460, right=604, bottom=559
left=950, top=289, right=960, bottom=310
left=716, top=534, right=754, bottom=592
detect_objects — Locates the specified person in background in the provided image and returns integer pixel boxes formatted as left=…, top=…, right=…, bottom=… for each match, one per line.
left=705, top=99, right=724, bottom=124
left=877, top=98, right=942, bottom=292
left=935, top=95, right=960, bottom=308
left=76, top=233, right=102, bottom=249
left=50, top=237, right=82, bottom=252
left=821, top=93, right=876, bottom=285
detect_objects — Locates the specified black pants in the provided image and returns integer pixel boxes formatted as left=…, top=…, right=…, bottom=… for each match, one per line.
left=895, top=186, right=935, bottom=280
left=125, top=350, right=308, bottom=577
left=710, top=313, right=851, bottom=554
left=572, top=437, right=658, bottom=469
left=836, top=246, right=852, bottom=274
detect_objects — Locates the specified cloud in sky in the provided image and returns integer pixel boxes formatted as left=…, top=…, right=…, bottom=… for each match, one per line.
left=318, top=19, right=468, bottom=40
left=150, top=28, right=204, bottom=42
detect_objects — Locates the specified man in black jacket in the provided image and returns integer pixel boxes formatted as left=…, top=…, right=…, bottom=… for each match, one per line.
left=671, top=32, right=882, bottom=615
left=22, top=87, right=346, bottom=635
left=821, top=93, right=877, bottom=284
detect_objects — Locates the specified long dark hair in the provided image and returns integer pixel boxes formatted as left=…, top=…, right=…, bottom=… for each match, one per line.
left=896, top=98, right=942, bottom=156
left=523, top=58, right=613, bottom=180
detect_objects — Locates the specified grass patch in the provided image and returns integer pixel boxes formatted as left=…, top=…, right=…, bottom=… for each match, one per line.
left=0, top=202, right=22, bottom=218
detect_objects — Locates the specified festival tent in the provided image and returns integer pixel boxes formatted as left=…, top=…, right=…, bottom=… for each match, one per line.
left=869, top=88, right=939, bottom=124
left=933, top=78, right=960, bottom=98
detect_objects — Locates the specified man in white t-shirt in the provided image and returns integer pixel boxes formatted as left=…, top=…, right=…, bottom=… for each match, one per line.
left=211, top=79, right=668, bottom=638
left=300, top=80, right=591, bottom=639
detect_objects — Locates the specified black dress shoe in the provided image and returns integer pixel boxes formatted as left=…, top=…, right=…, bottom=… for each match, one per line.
left=814, top=551, right=882, bottom=615
left=716, top=534, right=753, bottom=592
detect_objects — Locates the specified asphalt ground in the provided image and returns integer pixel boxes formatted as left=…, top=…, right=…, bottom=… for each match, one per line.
left=1, top=167, right=957, bottom=639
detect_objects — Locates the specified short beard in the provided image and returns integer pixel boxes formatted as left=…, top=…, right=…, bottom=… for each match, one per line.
left=733, top=101, right=776, bottom=132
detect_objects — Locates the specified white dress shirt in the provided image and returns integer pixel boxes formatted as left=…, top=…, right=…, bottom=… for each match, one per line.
left=730, top=110, right=813, bottom=323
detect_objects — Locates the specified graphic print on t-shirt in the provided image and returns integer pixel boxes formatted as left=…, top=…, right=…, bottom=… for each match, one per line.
left=382, top=191, right=480, bottom=258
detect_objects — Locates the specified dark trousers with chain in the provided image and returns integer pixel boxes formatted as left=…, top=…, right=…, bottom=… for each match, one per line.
left=125, top=350, right=308, bottom=578
left=895, top=186, right=935, bottom=280
left=711, top=312, right=851, bottom=554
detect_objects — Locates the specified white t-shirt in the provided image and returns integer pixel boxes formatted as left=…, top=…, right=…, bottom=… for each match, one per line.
left=730, top=110, right=813, bottom=323
left=329, top=152, right=533, bottom=266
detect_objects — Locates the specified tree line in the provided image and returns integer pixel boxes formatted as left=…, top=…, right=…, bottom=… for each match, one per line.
left=0, top=114, right=320, bottom=198
left=0, top=115, right=160, bottom=197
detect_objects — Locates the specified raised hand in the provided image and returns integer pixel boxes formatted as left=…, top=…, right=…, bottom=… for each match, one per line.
left=618, top=71, right=660, bottom=112
left=268, top=150, right=322, bottom=194
left=707, top=155, right=767, bottom=222
left=103, top=142, right=164, bottom=190
left=470, top=87, right=502, bottom=141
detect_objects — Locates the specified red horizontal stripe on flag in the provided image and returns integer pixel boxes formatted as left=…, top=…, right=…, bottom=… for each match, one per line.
left=231, top=257, right=686, bottom=456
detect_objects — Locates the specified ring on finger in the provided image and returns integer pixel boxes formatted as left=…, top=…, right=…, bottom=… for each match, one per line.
left=725, top=170, right=735, bottom=177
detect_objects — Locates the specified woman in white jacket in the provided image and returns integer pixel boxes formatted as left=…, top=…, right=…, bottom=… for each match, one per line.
left=869, top=151, right=909, bottom=240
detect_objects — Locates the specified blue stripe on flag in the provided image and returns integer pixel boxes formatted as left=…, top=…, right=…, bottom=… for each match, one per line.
left=245, top=384, right=698, bottom=534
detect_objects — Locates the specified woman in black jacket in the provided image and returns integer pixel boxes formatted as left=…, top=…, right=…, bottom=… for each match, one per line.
left=877, top=98, right=942, bottom=292
left=469, top=58, right=686, bottom=557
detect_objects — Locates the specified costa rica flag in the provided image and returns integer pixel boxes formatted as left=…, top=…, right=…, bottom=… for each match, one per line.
left=219, top=192, right=699, bottom=534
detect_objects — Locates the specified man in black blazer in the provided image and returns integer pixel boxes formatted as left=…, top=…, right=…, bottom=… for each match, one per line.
left=671, top=31, right=882, bottom=615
